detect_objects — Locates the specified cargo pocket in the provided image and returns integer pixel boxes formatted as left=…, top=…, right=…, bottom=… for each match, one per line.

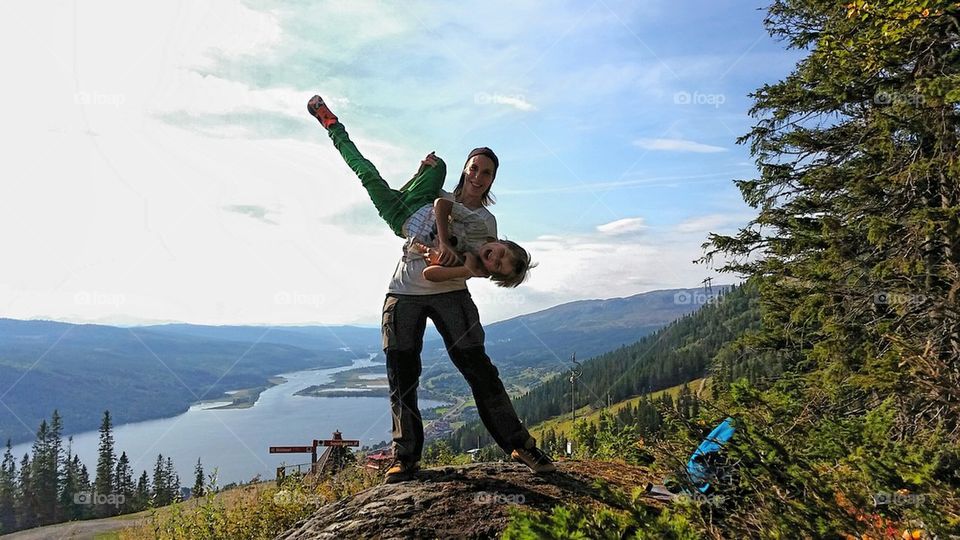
left=381, top=295, right=399, bottom=351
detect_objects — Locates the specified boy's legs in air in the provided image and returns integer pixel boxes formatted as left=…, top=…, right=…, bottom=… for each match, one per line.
left=308, top=96, right=445, bottom=238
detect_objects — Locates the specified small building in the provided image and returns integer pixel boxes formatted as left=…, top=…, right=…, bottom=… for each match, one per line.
left=365, top=449, right=393, bottom=470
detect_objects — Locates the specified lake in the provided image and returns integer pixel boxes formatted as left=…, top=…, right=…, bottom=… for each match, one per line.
left=11, top=354, right=445, bottom=487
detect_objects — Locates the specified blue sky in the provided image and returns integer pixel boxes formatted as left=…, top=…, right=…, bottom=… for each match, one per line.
left=0, top=0, right=803, bottom=325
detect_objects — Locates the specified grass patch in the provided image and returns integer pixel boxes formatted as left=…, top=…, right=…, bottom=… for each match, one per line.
left=118, top=468, right=381, bottom=540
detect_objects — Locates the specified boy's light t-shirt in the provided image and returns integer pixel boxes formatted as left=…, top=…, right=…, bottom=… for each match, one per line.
left=388, top=190, right=497, bottom=295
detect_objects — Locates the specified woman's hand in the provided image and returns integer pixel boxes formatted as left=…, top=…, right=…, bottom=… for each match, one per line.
left=463, top=252, right=489, bottom=278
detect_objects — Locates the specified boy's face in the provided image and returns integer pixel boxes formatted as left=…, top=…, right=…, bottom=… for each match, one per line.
left=479, top=242, right=516, bottom=276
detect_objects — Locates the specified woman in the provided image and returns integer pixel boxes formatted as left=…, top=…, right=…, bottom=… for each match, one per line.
left=307, top=95, right=555, bottom=482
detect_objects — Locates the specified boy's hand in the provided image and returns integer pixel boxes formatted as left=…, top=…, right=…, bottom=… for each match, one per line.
left=463, top=252, right=489, bottom=278
left=434, top=239, right=462, bottom=266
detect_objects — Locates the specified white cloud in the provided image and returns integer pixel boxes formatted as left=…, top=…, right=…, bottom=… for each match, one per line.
left=633, top=138, right=727, bottom=153
left=596, top=217, right=648, bottom=235
left=676, top=213, right=750, bottom=234
left=491, top=94, right=536, bottom=111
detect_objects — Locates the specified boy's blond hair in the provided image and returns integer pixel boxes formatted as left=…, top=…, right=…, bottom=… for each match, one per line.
left=490, top=240, right=535, bottom=288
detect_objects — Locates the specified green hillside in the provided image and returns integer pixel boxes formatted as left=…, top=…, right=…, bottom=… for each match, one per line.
left=450, top=282, right=760, bottom=451
left=527, top=377, right=710, bottom=439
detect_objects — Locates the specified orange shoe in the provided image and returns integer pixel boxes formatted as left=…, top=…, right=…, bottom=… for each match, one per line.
left=511, top=442, right=556, bottom=473
left=383, top=459, right=420, bottom=484
left=307, top=95, right=339, bottom=129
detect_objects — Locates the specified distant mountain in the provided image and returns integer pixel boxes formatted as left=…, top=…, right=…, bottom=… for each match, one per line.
left=139, top=323, right=382, bottom=354
left=0, top=319, right=378, bottom=445
left=481, top=287, right=729, bottom=369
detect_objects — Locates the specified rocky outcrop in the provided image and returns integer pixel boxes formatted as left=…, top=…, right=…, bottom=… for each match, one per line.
left=276, top=461, right=658, bottom=539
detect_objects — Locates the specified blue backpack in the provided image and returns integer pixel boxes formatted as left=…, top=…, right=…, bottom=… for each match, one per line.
left=686, top=417, right=736, bottom=493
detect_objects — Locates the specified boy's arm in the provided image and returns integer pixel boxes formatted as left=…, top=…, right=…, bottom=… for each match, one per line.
left=432, top=198, right=460, bottom=266
left=422, top=252, right=489, bottom=282
left=422, top=264, right=473, bottom=282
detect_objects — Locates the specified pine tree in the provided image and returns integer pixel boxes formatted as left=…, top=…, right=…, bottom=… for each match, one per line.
left=15, top=454, right=35, bottom=530
left=152, top=454, right=167, bottom=506
left=28, top=419, right=56, bottom=525
left=0, top=440, right=16, bottom=533
left=47, top=410, right=63, bottom=523
left=114, top=452, right=133, bottom=514
left=164, top=457, right=180, bottom=503
left=134, top=471, right=149, bottom=511
left=695, top=0, right=960, bottom=535
left=57, top=439, right=82, bottom=522
left=93, top=411, right=115, bottom=518
left=78, top=462, right=90, bottom=494
left=192, top=458, right=204, bottom=499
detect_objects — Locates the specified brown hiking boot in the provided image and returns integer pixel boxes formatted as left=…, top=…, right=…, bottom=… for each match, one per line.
left=307, top=95, right=339, bottom=129
left=511, top=441, right=556, bottom=473
left=384, top=459, right=420, bottom=484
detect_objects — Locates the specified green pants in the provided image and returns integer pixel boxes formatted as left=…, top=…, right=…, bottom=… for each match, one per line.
left=327, top=123, right=446, bottom=238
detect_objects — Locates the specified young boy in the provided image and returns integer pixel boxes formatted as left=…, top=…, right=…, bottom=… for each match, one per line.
left=308, top=96, right=533, bottom=288
left=411, top=195, right=533, bottom=288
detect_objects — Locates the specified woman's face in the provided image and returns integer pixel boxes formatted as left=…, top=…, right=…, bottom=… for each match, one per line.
left=461, top=155, right=496, bottom=203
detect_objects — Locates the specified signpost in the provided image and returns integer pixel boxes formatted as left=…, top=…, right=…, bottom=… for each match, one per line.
left=269, top=430, right=360, bottom=483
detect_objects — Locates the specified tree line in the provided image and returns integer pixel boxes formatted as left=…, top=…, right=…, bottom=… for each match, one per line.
left=0, top=410, right=204, bottom=534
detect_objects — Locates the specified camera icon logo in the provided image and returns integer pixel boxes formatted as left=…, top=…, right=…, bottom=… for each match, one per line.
left=674, top=291, right=692, bottom=305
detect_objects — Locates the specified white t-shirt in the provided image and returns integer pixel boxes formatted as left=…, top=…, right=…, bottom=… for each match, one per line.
left=387, top=191, right=497, bottom=295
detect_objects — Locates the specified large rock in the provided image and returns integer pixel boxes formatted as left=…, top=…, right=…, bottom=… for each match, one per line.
left=276, top=461, right=657, bottom=539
